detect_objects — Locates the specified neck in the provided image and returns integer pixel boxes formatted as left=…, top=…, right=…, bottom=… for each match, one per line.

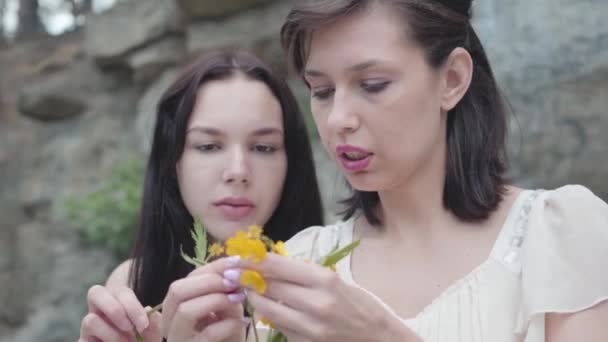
left=374, top=136, right=455, bottom=240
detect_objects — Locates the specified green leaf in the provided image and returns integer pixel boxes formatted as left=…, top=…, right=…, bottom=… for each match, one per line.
left=261, top=235, right=275, bottom=250
left=266, top=330, right=288, bottom=342
left=319, top=240, right=360, bottom=267
left=180, top=246, right=205, bottom=268
left=192, top=217, right=207, bottom=262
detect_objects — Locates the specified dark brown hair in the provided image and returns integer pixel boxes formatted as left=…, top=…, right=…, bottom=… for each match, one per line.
left=281, top=0, right=508, bottom=225
left=130, top=49, right=324, bottom=307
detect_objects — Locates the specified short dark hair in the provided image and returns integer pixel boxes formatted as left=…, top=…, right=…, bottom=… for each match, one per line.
left=281, top=0, right=509, bottom=225
left=130, top=49, right=324, bottom=307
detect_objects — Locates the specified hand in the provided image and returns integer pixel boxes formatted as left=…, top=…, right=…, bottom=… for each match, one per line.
left=232, top=253, right=419, bottom=342
left=79, top=285, right=161, bottom=342
left=161, top=256, right=249, bottom=342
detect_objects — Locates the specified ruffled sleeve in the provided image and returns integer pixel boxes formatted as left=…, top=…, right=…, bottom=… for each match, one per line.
left=516, top=185, right=608, bottom=337
left=285, top=223, right=343, bottom=263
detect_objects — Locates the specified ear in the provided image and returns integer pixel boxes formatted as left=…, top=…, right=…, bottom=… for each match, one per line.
left=440, top=47, right=473, bottom=112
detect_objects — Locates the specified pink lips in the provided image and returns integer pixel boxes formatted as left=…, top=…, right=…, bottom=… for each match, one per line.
left=335, top=144, right=374, bottom=172
left=214, top=197, right=255, bottom=220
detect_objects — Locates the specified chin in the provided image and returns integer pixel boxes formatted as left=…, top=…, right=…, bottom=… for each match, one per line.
left=347, top=173, right=403, bottom=194
left=345, top=174, right=382, bottom=192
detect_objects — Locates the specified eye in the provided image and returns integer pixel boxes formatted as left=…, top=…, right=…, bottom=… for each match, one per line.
left=311, top=87, right=335, bottom=100
left=252, top=144, right=276, bottom=153
left=361, top=80, right=390, bottom=94
left=195, top=143, right=220, bottom=152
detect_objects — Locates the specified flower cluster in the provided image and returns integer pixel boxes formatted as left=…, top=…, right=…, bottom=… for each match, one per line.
left=137, top=219, right=358, bottom=342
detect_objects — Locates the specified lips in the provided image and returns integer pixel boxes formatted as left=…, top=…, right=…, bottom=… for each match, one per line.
left=214, top=197, right=255, bottom=220
left=335, top=144, right=374, bottom=172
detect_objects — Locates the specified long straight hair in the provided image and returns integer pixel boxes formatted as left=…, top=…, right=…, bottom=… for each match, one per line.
left=130, top=50, right=324, bottom=307
left=281, top=0, right=509, bottom=225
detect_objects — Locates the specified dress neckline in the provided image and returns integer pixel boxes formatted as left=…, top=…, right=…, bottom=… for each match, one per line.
left=336, top=189, right=535, bottom=324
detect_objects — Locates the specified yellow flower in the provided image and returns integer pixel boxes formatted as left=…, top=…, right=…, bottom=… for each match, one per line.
left=248, top=225, right=263, bottom=239
left=225, top=231, right=267, bottom=263
left=208, top=243, right=225, bottom=257
left=240, top=270, right=267, bottom=294
left=259, top=316, right=274, bottom=328
left=272, top=241, right=288, bottom=256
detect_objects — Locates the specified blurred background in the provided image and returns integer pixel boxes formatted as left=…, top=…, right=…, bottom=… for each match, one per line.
left=0, top=0, right=606, bottom=341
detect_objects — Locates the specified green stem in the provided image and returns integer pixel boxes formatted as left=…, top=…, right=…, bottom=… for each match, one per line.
left=147, top=303, right=163, bottom=315
left=245, top=298, right=260, bottom=342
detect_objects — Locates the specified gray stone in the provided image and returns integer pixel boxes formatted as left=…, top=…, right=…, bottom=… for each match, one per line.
left=0, top=114, right=135, bottom=339
left=85, top=0, right=183, bottom=66
left=135, top=68, right=181, bottom=155
left=472, top=0, right=608, bottom=198
left=16, top=61, right=109, bottom=122
left=187, top=0, right=292, bottom=54
left=127, top=36, right=186, bottom=84
left=18, top=93, right=86, bottom=122
left=177, top=0, right=275, bottom=19
left=0, top=222, right=115, bottom=342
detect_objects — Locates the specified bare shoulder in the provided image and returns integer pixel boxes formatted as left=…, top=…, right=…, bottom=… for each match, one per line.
left=105, top=259, right=133, bottom=289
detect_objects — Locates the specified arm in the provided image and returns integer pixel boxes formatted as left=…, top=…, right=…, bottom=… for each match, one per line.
left=105, top=259, right=132, bottom=288
left=547, top=300, right=608, bottom=342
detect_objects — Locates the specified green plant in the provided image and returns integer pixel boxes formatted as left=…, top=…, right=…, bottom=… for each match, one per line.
left=64, top=157, right=145, bottom=259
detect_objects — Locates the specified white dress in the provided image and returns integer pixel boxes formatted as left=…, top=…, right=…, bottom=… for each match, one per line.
left=284, top=185, right=608, bottom=341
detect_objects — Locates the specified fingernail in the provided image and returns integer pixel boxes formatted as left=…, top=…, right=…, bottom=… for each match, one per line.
left=136, top=315, right=149, bottom=333
left=223, top=278, right=238, bottom=288
left=227, top=292, right=245, bottom=303
left=241, top=316, right=252, bottom=324
left=227, top=255, right=241, bottom=267
left=223, top=269, right=242, bottom=282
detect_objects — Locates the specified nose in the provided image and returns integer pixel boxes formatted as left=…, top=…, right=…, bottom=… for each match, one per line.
left=222, top=147, right=250, bottom=185
left=326, top=89, right=360, bottom=135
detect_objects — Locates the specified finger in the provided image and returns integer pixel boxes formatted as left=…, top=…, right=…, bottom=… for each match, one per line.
left=263, top=278, right=323, bottom=314
left=87, top=285, right=134, bottom=333
left=194, top=318, right=248, bottom=342
left=236, top=253, right=334, bottom=287
left=188, top=255, right=241, bottom=277
left=113, top=287, right=149, bottom=333
left=80, top=312, right=131, bottom=342
left=246, top=290, right=314, bottom=337
left=168, top=293, right=244, bottom=338
left=140, top=311, right=163, bottom=342
left=161, top=273, right=239, bottom=334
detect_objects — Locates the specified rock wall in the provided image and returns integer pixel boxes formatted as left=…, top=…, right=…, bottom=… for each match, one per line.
left=0, top=0, right=606, bottom=340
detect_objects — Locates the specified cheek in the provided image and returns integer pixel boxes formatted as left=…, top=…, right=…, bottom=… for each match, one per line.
left=310, top=104, right=326, bottom=131
left=310, top=109, right=333, bottom=148
left=177, top=154, right=216, bottom=212
left=256, top=155, right=287, bottom=211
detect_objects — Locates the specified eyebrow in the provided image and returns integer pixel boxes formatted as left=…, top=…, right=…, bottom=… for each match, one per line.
left=251, top=127, right=284, bottom=137
left=304, top=59, right=383, bottom=78
left=186, top=126, right=224, bottom=136
left=186, top=126, right=283, bottom=137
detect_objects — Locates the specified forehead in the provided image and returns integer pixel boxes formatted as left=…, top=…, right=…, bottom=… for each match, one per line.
left=306, top=3, right=417, bottom=71
left=188, top=76, right=284, bottom=129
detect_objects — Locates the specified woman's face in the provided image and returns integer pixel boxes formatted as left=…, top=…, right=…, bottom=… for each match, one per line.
left=304, top=4, right=449, bottom=193
left=177, top=76, right=287, bottom=241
